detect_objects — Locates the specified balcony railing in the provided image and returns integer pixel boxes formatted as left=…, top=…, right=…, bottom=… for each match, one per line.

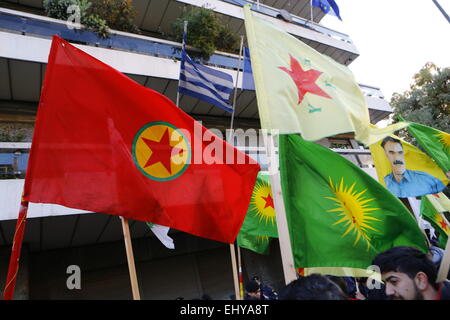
left=0, top=8, right=240, bottom=70
left=0, top=141, right=371, bottom=179
left=359, top=84, right=387, bottom=100
left=221, top=0, right=353, bottom=44
left=0, top=4, right=355, bottom=70
left=0, top=8, right=386, bottom=99
left=0, top=142, right=29, bottom=179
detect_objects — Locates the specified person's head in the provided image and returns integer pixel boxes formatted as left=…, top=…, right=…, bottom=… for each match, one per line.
left=326, top=276, right=349, bottom=296
left=372, top=246, right=438, bottom=300
left=279, top=274, right=346, bottom=300
left=245, top=280, right=261, bottom=299
left=381, top=136, right=406, bottom=177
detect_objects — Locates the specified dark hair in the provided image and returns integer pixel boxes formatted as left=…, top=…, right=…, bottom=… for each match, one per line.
left=279, top=274, right=346, bottom=300
left=327, top=275, right=349, bottom=296
left=372, top=246, right=437, bottom=285
left=245, top=280, right=260, bottom=293
left=381, top=136, right=402, bottom=149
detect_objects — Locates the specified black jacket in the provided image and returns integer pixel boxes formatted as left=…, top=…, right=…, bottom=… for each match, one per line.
left=438, top=280, right=450, bottom=300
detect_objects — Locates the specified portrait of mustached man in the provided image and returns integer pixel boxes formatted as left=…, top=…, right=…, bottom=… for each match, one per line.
left=381, top=136, right=445, bottom=198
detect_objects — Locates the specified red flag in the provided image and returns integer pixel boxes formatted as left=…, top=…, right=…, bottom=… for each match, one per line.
left=22, top=35, right=260, bottom=243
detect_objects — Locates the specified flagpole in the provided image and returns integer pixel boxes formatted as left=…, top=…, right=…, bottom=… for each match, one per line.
left=310, top=0, right=314, bottom=22
left=437, top=236, right=450, bottom=282
left=237, top=245, right=244, bottom=299
left=3, top=192, right=29, bottom=300
left=226, top=36, right=245, bottom=301
left=266, top=134, right=297, bottom=285
left=176, top=20, right=188, bottom=107
left=229, top=243, right=241, bottom=300
left=228, top=35, right=245, bottom=143
left=436, top=203, right=450, bottom=282
left=120, top=216, right=141, bottom=300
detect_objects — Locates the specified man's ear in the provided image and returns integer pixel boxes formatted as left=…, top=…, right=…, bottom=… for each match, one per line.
left=414, top=272, right=429, bottom=291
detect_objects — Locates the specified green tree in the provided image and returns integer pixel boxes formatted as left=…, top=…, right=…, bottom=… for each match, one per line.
left=390, top=62, right=449, bottom=144
left=171, top=6, right=239, bottom=60
left=43, top=0, right=139, bottom=38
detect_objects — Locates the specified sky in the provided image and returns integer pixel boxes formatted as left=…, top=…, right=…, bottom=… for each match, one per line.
left=320, top=0, right=450, bottom=102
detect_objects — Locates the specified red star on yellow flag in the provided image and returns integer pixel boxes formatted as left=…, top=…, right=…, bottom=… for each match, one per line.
left=142, top=128, right=184, bottom=174
left=261, top=193, right=274, bottom=209
left=279, top=54, right=331, bottom=104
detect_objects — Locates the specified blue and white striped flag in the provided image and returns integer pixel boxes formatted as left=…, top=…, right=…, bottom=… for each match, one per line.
left=178, top=31, right=234, bottom=113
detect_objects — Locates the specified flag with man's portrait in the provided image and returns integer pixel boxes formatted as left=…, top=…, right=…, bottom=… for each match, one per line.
left=369, top=135, right=448, bottom=198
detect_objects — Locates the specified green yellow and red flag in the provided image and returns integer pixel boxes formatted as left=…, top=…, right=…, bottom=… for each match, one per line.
left=237, top=173, right=278, bottom=254
left=421, top=194, right=450, bottom=249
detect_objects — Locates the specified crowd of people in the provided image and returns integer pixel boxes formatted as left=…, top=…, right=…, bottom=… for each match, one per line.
left=174, top=245, right=449, bottom=301
left=242, top=246, right=450, bottom=300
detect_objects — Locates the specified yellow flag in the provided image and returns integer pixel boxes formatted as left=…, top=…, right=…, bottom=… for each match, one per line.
left=243, top=5, right=407, bottom=145
left=425, top=192, right=450, bottom=212
left=369, top=134, right=449, bottom=198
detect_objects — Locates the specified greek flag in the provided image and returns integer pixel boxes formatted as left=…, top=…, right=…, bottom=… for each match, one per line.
left=178, top=32, right=234, bottom=113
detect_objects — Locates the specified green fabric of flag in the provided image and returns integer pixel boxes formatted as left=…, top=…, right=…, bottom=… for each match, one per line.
left=237, top=173, right=277, bottom=254
left=239, top=173, right=278, bottom=238
left=237, top=232, right=271, bottom=255
left=400, top=116, right=450, bottom=172
left=421, top=196, right=449, bottom=249
left=279, top=134, right=429, bottom=270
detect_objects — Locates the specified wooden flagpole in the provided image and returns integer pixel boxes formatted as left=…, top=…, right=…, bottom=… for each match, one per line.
left=266, top=134, right=297, bottom=285
left=437, top=236, right=450, bottom=282
left=176, top=20, right=188, bottom=107
left=228, top=35, right=245, bottom=143
left=227, top=35, right=245, bottom=301
left=229, top=243, right=241, bottom=300
left=120, top=217, right=141, bottom=300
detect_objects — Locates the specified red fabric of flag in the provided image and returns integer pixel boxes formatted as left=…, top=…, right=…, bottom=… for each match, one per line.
left=25, top=36, right=260, bottom=243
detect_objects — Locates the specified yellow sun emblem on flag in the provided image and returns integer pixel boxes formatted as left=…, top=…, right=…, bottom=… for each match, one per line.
left=325, top=177, right=381, bottom=250
left=256, top=235, right=270, bottom=243
left=436, top=132, right=450, bottom=152
left=250, top=178, right=276, bottom=225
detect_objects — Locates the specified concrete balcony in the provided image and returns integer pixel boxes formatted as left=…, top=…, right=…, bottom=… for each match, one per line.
left=0, top=8, right=390, bottom=127
left=1, top=0, right=359, bottom=65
